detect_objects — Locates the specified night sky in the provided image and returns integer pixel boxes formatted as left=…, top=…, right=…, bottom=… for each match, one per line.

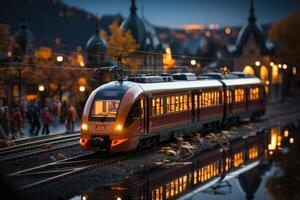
left=63, top=0, right=300, bottom=28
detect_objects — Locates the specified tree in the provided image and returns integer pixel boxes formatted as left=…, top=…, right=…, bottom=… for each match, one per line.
left=100, top=22, right=140, bottom=71
left=0, top=24, right=17, bottom=55
left=269, top=9, right=300, bottom=65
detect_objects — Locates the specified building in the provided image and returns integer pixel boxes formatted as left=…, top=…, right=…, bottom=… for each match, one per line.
left=121, top=0, right=163, bottom=74
left=228, top=0, right=275, bottom=86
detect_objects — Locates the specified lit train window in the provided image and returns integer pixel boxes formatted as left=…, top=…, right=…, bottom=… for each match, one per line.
left=160, top=98, right=164, bottom=114
left=140, top=99, right=144, bottom=119
left=226, top=90, right=232, bottom=104
left=188, top=95, right=192, bottom=110
left=234, top=89, right=245, bottom=103
left=250, top=87, right=259, bottom=100
left=194, top=95, right=198, bottom=109
left=179, top=95, right=184, bottom=111
left=175, top=96, right=180, bottom=112
left=156, top=97, right=161, bottom=115
left=166, top=97, right=171, bottom=113
left=183, top=95, right=188, bottom=110
left=171, top=96, right=175, bottom=112
left=90, top=100, right=120, bottom=121
left=166, top=183, right=170, bottom=199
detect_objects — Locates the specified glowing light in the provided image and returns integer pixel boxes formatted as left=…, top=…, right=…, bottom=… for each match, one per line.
left=290, top=137, right=294, bottom=144
left=7, top=51, right=12, bottom=57
left=56, top=55, right=63, bottom=62
left=190, top=59, right=196, bottom=66
left=79, top=86, right=86, bottom=92
left=80, top=61, right=85, bottom=67
left=292, top=67, right=296, bottom=75
left=255, top=61, right=261, bottom=66
left=243, top=65, right=255, bottom=76
left=205, top=31, right=211, bottom=37
left=115, top=124, right=123, bottom=131
left=266, top=80, right=270, bottom=85
left=278, top=64, right=282, bottom=69
left=283, top=64, right=287, bottom=69
left=225, top=27, right=231, bottom=34
left=183, top=24, right=204, bottom=31
left=81, top=123, right=88, bottom=131
left=270, top=62, right=274, bottom=66
left=284, top=130, right=289, bottom=137
left=38, top=85, right=45, bottom=92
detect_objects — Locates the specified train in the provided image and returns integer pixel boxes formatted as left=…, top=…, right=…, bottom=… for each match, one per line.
left=79, top=72, right=267, bottom=152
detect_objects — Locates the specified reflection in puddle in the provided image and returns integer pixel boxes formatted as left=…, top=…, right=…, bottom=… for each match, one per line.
left=72, top=123, right=299, bottom=200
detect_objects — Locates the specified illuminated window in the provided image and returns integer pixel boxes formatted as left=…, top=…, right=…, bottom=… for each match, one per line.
left=194, top=171, right=198, bottom=184
left=194, top=94, right=198, bottom=109
left=171, top=96, right=175, bottom=112
left=152, top=98, right=156, bottom=116
left=233, top=152, right=244, bottom=167
left=183, top=95, right=188, bottom=110
left=175, top=179, right=179, bottom=195
left=166, top=97, right=171, bottom=113
left=171, top=181, right=174, bottom=197
left=156, top=97, right=161, bottom=115
left=179, top=177, right=183, bottom=193
left=160, top=97, right=164, bottom=114
left=183, top=175, right=187, bottom=191
left=226, top=90, right=232, bottom=104
left=179, top=95, right=184, bottom=111
left=166, top=183, right=170, bottom=199
left=188, top=95, right=192, bottom=110
left=225, top=157, right=231, bottom=171
left=248, top=146, right=258, bottom=159
left=140, top=99, right=144, bottom=118
left=243, top=65, right=255, bottom=76
left=250, top=87, right=259, bottom=101
left=175, top=96, right=180, bottom=112
left=234, top=89, right=245, bottom=103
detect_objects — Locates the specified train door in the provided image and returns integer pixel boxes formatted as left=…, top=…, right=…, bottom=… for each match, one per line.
left=227, top=89, right=233, bottom=115
left=140, top=97, right=146, bottom=135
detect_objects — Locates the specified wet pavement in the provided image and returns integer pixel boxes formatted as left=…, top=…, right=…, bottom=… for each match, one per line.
left=70, top=122, right=300, bottom=200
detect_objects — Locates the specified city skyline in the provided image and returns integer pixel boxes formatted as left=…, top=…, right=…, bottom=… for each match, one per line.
left=64, top=0, right=300, bottom=28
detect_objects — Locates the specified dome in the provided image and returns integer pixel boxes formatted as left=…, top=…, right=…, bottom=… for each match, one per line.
left=14, top=17, right=35, bottom=56
left=121, top=0, right=146, bottom=50
left=229, top=0, right=274, bottom=56
left=86, top=21, right=108, bottom=50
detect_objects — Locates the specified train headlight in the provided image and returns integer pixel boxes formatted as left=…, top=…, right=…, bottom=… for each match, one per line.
left=81, top=123, right=88, bottom=131
left=115, top=124, right=123, bottom=131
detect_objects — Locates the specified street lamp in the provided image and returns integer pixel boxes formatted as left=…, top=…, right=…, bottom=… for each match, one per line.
left=79, top=86, right=86, bottom=92
left=270, top=62, right=274, bottom=67
left=255, top=61, right=261, bottom=66
left=283, top=64, right=287, bottom=70
left=38, top=84, right=45, bottom=92
left=190, top=59, right=196, bottom=66
left=56, top=55, right=64, bottom=62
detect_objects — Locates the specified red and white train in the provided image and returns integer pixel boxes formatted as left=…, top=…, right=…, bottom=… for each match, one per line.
left=80, top=73, right=267, bottom=152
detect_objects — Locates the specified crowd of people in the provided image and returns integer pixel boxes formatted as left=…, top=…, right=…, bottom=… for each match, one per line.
left=0, top=97, right=78, bottom=140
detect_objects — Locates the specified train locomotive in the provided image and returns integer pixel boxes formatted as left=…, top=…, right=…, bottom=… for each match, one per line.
left=80, top=72, right=267, bottom=152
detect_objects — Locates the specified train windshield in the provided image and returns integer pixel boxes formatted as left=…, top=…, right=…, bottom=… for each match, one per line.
left=90, top=88, right=126, bottom=122
left=91, top=100, right=120, bottom=119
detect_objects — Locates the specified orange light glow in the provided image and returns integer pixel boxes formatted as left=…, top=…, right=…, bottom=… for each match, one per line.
left=111, top=139, right=128, bottom=147
left=80, top=138, right=88, bottom=146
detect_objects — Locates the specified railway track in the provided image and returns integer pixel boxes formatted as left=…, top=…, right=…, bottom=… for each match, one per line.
left=0, top=132, right=80, bottom=163
left=8, top=145, right=160, bottom=191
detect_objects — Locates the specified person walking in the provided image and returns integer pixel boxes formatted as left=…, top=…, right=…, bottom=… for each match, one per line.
left=41, top=107, right=51, bottom=135
left=14, top=107, right=23, bottom=137
left=0, top=100, right=8, bottom=139
left=32, top=101, right=41, bottom=136
left=52, top=99, right=61, bottom=127
left=66, top=104, right=76, bottom=133
left=2, top=107, right=10, bottom=138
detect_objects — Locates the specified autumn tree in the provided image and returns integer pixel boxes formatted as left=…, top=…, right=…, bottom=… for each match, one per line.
left=100, top=22, right=140, bottom=71
left=0, top=24, right=17, bottom=55
left=269, top=9, right=300, bottom=65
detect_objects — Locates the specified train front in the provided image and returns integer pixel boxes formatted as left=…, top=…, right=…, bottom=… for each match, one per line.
left=79, top=81, right=142, bottom=152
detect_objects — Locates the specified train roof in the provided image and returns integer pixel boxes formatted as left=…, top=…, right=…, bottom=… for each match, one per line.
left=137, top=79, right=223, bottom=93
left=221, top=77, right=262, bottom=86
